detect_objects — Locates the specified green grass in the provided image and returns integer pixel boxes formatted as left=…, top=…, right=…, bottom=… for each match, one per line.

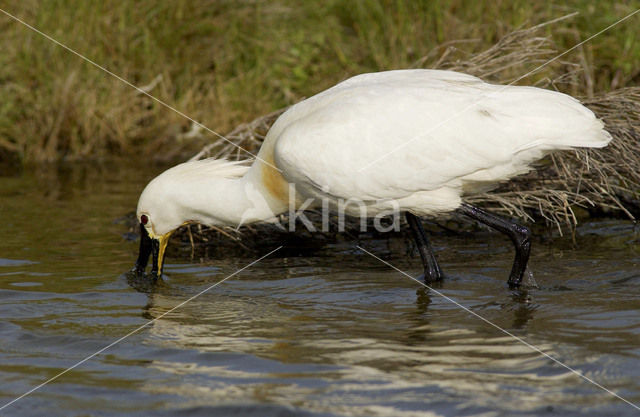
left=0, top=0, right=638, bottom=162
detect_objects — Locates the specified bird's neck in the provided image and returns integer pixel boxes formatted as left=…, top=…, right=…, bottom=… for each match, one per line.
left=189, top=165, right=290, bottom=227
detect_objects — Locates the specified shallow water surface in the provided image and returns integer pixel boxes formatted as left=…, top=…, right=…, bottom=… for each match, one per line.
left=0, top=162, right=639, bottom=416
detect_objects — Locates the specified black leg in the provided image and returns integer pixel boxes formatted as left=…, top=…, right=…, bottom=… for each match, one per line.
left=405, top=212, right=443, bottom=282
left=458, top=203, right=531, bottom=287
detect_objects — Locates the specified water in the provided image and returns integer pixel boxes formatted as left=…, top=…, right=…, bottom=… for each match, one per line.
left=0, top=161, right=639, bottom=416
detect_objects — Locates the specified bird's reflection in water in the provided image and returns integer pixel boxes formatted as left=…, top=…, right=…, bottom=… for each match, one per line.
left=124, top=255, right=537, bottom=352
left=415, top=286, right=433, bottom=315
left=410, top=275, right=538, bottom=335
left=510, top=289, right=537, bottom=330
left=125, top=271, right=179, bottom=321
left=400, top=287, right=434, bottom=345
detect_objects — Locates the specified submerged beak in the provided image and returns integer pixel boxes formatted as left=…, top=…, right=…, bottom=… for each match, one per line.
left=135, top=223, right=152, bottom=275
left=134, top=223, right=173, bottom=279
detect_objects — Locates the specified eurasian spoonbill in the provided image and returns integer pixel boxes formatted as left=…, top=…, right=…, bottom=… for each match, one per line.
left=134, top=69, right=611, bottom=287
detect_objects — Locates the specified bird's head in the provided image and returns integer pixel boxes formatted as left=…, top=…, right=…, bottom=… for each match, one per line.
left=134, top=170, right=187, bottom=279
left=133, top=159, right=253, bottom=279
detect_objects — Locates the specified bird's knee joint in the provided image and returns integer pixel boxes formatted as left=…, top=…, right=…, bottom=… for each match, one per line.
left=515, top=224, right=531, bottom=247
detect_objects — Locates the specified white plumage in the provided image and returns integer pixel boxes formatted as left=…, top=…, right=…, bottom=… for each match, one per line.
left=135, top=69, right=611, bottom=284
left=272, top=70, right=610, bottom=215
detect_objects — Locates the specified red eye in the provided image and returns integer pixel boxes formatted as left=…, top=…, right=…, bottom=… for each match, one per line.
left=141, top=214, right=149, bottom=225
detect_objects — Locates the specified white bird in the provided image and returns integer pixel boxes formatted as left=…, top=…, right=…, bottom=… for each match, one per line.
left=134, top=69, right=611, bottom=287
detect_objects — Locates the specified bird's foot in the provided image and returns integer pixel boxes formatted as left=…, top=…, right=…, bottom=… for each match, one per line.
left=419, top=268, right=444, bottom=285
left=508, top=269, right=538, bottom=290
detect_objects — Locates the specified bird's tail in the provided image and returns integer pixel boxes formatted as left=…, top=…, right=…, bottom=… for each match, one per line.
left=510, top=90, right=613, bottom=155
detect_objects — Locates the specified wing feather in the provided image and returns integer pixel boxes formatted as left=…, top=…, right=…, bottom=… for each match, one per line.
left=273, top=70, right=610, bottom=210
